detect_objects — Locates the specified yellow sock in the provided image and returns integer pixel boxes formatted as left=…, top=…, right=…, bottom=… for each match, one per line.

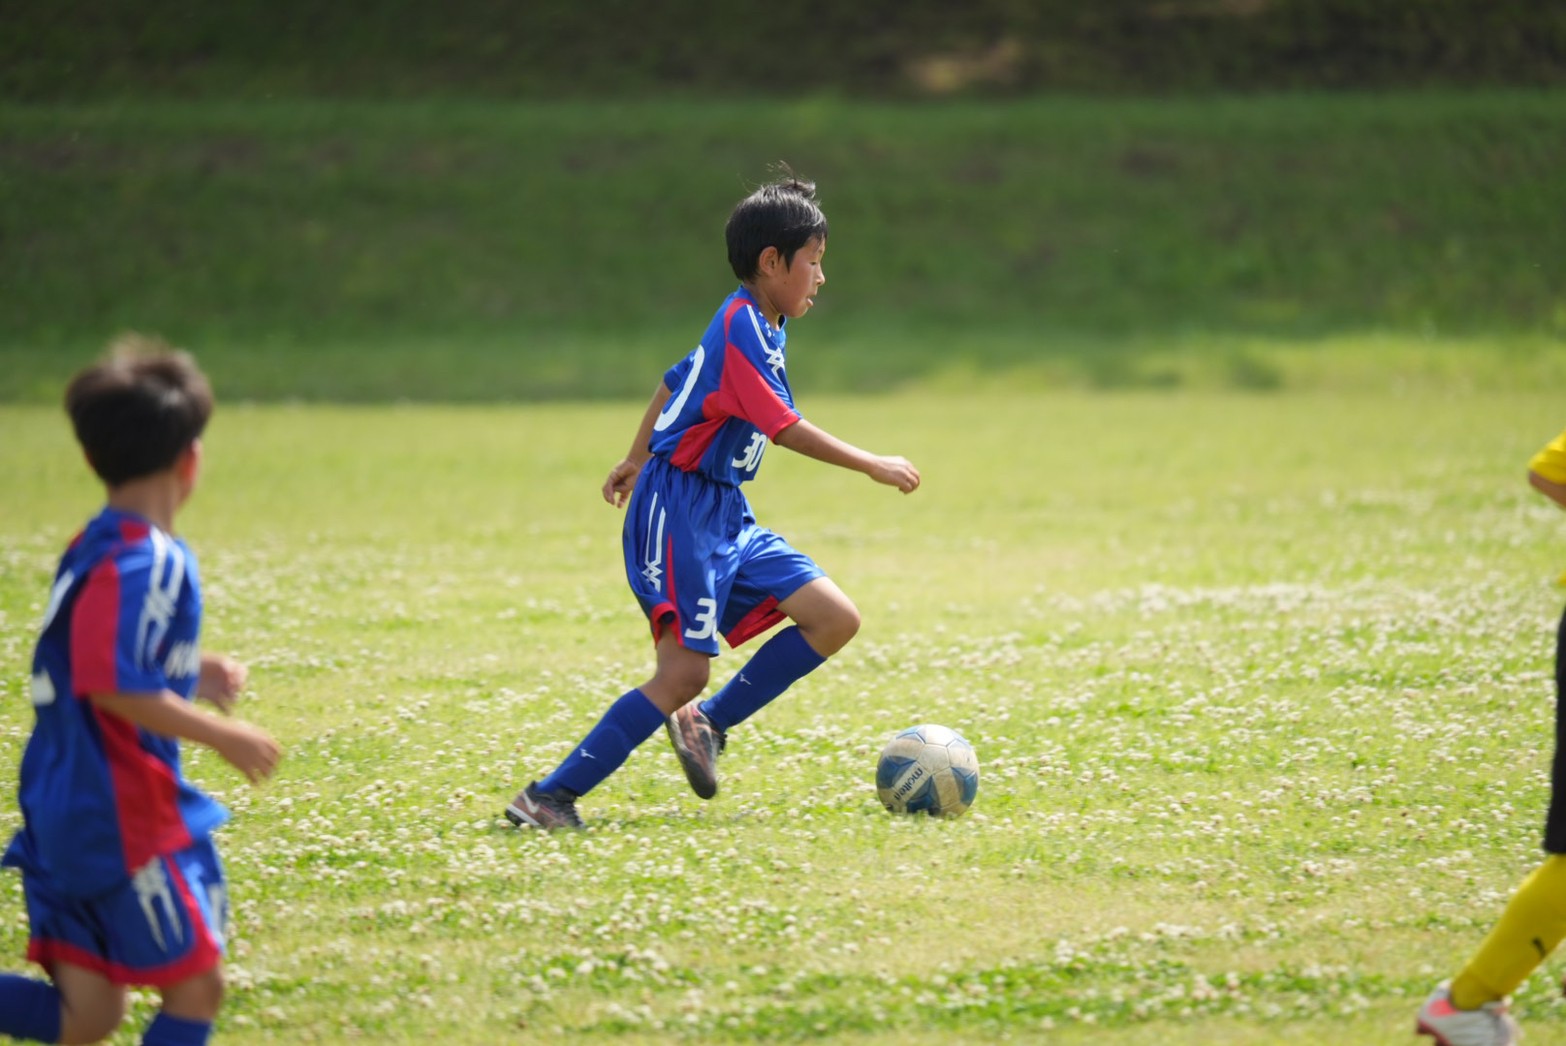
left=1451, top=855, right=1566, bottom=1009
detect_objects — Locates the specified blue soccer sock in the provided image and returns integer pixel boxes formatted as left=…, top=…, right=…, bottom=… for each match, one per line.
left=0, top=973, right=62, bottom=1042
left=141, top=1012, right=212, bottom=1046
left=539, top=688, right=666, bottom=798
left=700, top=626, right=827, bottom=731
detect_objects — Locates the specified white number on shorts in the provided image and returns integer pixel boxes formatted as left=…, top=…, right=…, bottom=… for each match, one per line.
left=684, top=597, right=718, bottom=641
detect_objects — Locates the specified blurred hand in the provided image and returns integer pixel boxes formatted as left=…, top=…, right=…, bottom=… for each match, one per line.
left=212, top=721, right=281, bottom=784
left=197, top=654, right=248, bottom=714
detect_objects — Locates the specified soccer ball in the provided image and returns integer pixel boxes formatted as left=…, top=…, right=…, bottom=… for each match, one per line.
left=875, top=724, right=979, bottom=818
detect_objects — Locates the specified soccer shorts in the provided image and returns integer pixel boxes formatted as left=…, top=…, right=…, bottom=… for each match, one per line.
left=21, top=837, right=228, bottom=987
left=623, top=456, right=824, bottom=656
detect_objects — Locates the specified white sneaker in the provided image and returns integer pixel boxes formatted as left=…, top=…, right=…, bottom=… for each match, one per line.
left=1416, top=982, right=1521, bottom=1046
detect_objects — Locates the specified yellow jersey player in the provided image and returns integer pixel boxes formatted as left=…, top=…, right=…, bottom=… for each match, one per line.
left=1416, top=428, right=1566, bottom=1046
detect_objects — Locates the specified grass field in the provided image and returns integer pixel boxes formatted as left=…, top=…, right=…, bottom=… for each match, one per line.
left=4, top=91, right=1565, bottom=401
left=3, top=390, right=1565, bottom=1042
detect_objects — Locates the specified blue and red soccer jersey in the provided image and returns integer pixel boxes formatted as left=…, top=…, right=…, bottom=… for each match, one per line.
left=624, top=288, right=824, bottom=654
left=649, top=287, right=801, bottom=485
left=3, top=507, right=229, bottom=899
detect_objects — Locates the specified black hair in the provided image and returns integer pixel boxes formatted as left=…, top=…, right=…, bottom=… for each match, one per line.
left=65, top=334, right=213, bottom=487
left=725, top=168, right=829, bottom=282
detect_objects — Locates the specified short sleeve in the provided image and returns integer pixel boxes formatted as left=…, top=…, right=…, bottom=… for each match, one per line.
left=1531, top=430, right=1566, bottom=485
left=70, top=552, right=172, bottom=698
left=718, top=306, right=800, bottom=438
left=663, top=358, right=688, bottom=395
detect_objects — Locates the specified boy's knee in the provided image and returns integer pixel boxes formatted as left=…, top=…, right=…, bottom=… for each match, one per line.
left=838, top=603, right=862, bottom=642
left=53, top=969, right=125, bottom=1045
left=811, top=603, right=861, bottom=656
left=670, top=663, right=711, bottom=702
left=58, top=1000, right=125, bottom=1045
left=652, top=659, right=710, bottom=706
left=160, top=967, right=225, bottom=1023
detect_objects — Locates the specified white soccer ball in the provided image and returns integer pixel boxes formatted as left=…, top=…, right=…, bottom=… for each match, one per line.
left=875, top=723, right=979, bottom=818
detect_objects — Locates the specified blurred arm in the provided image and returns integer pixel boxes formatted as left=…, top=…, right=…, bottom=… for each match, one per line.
left=1530, top=470, right=1566, bottom=512
left=1529, top=429, right=1566, bottom=512
left=87, top=690, right=280, bottom=782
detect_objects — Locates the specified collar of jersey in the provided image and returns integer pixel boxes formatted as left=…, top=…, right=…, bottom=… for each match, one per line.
left=735, top=285, right=787, bottom=334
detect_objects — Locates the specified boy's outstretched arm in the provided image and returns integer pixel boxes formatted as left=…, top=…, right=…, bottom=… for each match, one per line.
left=775, top=419, right=921, bottom=493
left=604, top=383, right=673, bottom=507
left=1531, top=469, right=1566, bottom=512
left=87, top=690, right=281, bottom=783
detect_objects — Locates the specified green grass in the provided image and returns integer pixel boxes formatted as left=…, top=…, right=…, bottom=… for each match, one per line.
left=3, top=390, right=1566, bottom=1042
left=3, top=92, right=1565, bottom=401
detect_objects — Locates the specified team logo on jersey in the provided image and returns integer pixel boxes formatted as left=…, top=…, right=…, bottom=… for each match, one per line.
left=745, top=308, right=788, bottom=380
left=764, top=343, right=786, bottom=380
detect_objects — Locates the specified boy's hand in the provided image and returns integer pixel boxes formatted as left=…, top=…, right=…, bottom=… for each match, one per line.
left=211, top=720, right=281, bottom=784
left=197, top=654, right=248, bottom=714
left=603, top=458, right=644, bottom=507
left=868, top=455, right=921, bottom=494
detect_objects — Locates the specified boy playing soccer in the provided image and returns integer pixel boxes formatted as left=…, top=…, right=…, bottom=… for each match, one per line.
left=0, top=338, right=281, bottom=1045
left=1414, top=426, right=1566, bottom=1046
left=506, top=171, right=920, bottom=829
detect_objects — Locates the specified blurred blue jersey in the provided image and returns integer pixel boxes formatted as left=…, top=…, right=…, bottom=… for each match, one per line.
left=649, top=287, right=801, bottom=485
left=3, top=508, right=229, bottom=897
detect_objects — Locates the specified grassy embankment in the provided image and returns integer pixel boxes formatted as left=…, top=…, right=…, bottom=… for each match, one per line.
left=2, top=90, right=1563, bottom=401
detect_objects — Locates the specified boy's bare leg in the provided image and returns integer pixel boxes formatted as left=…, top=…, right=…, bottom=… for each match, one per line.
left=669, top=578, right=860, bottom=799
left=639, top=628, right=713, bottom=715
left=159, top=968, right=224, bottom=1023
left=52, top=962, right=125, bottom=1045
left=514, top=628, right=709, bottom=826
left=777, top=577, right=861, bottom=657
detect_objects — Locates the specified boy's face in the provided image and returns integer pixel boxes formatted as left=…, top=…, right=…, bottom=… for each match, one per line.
left=759, top=237, right=826, bottom=321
